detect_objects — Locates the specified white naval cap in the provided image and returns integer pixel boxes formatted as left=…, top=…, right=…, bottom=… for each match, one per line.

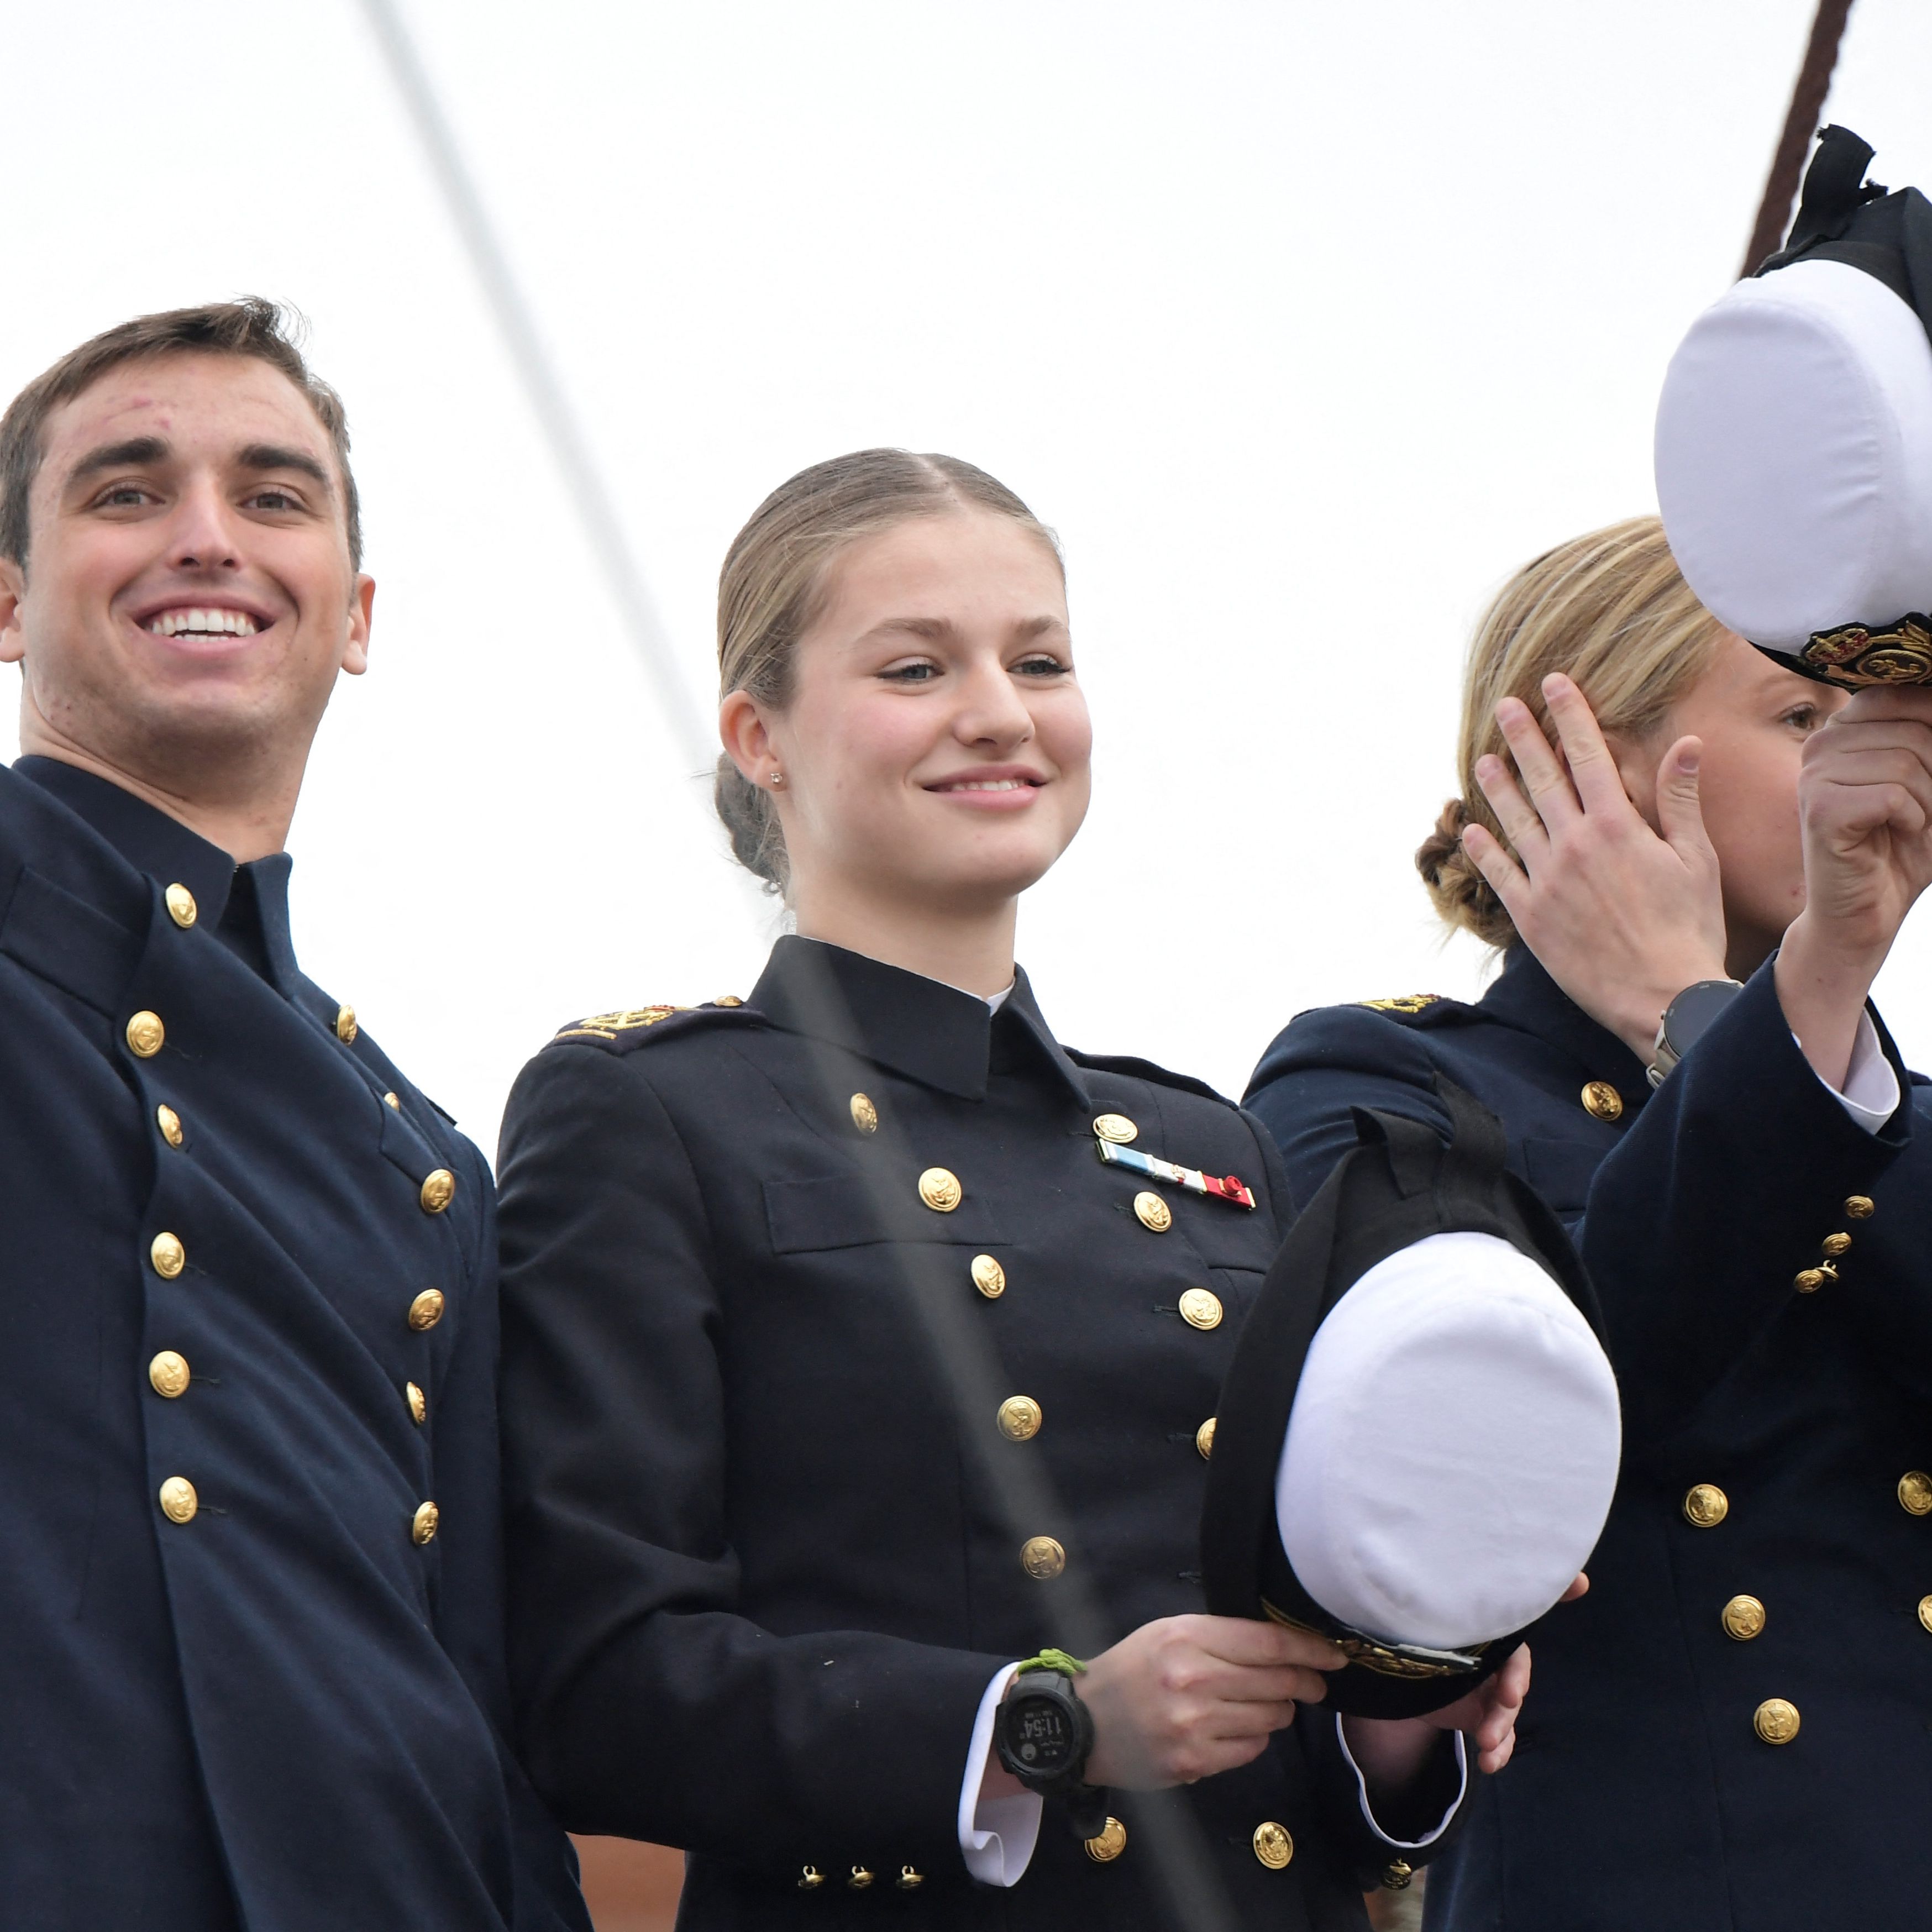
left=1275, top=1230, right=1621, bottom=1651
left=1656, top=259, right=1932, bottom=661
left=1655, top=126, right=1932, bottom=686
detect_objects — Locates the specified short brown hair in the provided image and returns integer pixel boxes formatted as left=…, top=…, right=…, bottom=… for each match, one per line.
left=0, top=297, right=361, bottom=570
left=1418, top=517, right=1721, bottom=948
left=715, top=448, right=1062, bottom=894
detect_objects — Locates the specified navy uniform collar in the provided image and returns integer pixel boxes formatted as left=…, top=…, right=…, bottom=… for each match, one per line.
left=13, top=756, right=303, bottom=990
left=1477, top=944, right=1651, bottom=1098
left=750, top=935, right=1091, bottom=1106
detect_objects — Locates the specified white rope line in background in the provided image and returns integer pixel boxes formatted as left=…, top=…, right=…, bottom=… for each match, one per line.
left=355, top=0, right=712, bottom=773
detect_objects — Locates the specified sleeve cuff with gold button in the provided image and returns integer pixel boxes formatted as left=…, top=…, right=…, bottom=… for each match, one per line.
left=1335, top=1717, right=1468, bottom=1849
left=958, top=1664, right=1042, bottom=1886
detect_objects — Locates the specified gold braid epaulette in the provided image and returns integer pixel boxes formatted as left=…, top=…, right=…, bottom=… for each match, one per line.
left=554, top=994, right=746, bottom=1042
left=1357, top=994, right=1443, bottom=1016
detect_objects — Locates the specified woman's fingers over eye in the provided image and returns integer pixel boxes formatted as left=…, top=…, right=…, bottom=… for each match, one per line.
left=1473, top=753, right=1548, bottom=862
left=1493, top=696, right=1582, bottom=828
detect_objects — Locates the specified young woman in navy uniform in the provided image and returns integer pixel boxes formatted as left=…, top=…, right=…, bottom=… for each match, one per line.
left=1246, top=516, right=1932, bottom=1929
left=1247, top=518, right=1846, bottom=1229
left=495, top=451, right=1529, bottom=1929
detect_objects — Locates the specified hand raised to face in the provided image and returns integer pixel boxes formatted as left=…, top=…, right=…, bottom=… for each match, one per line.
left=1460, top=673, right=1727, bottom=1062
left=1776, top=684, right=1932, bottom=1087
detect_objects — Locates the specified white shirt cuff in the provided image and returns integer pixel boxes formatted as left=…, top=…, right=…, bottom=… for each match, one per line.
left=958, top=1665, right=1042, bottom=1886
left=1809, top=1011, right=1899, bottom=1132
left=1335, top=1716, right=1468, bottom=1849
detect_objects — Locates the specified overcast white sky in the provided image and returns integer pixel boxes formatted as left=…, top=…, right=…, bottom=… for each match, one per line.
left=6, top=0, right=1932, bottom=1151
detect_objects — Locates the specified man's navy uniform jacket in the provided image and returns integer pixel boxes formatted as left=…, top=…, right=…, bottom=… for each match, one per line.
left=0, top=758, right=589, bottom=1932
left=1248, top=947, right=1932, bottom=1930
left=496, top=937, right=1467, bottom=1932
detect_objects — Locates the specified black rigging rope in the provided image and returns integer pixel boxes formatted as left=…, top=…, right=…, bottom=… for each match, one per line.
left=1741, top=0, right=1858, bottom=277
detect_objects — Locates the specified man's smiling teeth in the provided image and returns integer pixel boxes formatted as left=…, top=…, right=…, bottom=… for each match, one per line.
left=146, top=608, right=260, bottom=638
left=938, top=779, right=1030, bottom=791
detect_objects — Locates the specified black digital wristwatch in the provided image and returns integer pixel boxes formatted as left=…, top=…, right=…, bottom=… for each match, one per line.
left=994, top=1654, right=1109, bottom=1839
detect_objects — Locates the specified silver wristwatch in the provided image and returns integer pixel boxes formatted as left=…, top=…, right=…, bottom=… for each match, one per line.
left=1647, top=978, right=1746, bottom=1089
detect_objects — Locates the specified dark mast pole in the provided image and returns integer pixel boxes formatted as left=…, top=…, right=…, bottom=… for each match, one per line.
left=1741, top=0, right=1857, bottom=276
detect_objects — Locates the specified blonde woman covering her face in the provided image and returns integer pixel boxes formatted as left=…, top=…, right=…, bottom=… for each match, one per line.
left=1246, top=517, right=1932, bottom=1930
left=493, top=451, right=1517, bottom=1931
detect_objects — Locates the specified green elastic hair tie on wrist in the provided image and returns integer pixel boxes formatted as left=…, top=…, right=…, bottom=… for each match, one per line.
left=1015, top=1648, right=1086, bottom=1677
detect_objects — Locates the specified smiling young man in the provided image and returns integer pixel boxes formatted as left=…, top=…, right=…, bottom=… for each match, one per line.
left=0, top=301, right=589, bottom=1931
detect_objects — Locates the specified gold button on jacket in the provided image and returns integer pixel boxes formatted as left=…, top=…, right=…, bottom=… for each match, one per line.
left=155, top=1104, right=184, bottom=1148
left=148, top=1351, right=191, bottom=1399
left=407, top=1288, right=446, bottom=1332
left=1252, top=1821, right=1294, bottom=1869
left=164, top=882, right=197, bottom=928
left=1580, top=1080, right=1623, bottom=1122
left=1093, top=1112, right=1138, bottom=1143
left=1196, top=1417, right=1217, bottom=1459
left=419, top=1168, right=456, bottom=1214
left=1084, top=1818, right=1127, bottom=1862
left=406, top=1380, right=428, bottom=1425
left=1845, top=1194, right=1875, bottom=1219
left=158, top=1476, right=198, bottom=1524
left=1133, top=1190, right=1172, bottom=1232
left=150, top=1231, right=186, bottom=1280
left=1179, top=1287, right=1223, bottom=1330
left=849, top=1093, right=878, bottom=1135
left=335, top=1003, right=358, bottom=1044
left=1683, top=1483, right=1729, bottom=1527
left=1900, top=1471, right=1932, bottom=1516
left=1754, top=1698, right=1800, bottom=1745
left=917, top=1167, right=962, bottom=1212
left=125, top=1010, right=165, bottom=1058
left=412, top=1500, right=440, bottom=1546
left=1020, top=1535, right=1066, bottom=1580
left=1721, top=1594, right=1766, bottom=1640
left=970, top=1253, right=1006, bottom=1298
left=997, top=1395, right=1042, bottom=1441
left=1821, top=1231, right=1852, bottom=1258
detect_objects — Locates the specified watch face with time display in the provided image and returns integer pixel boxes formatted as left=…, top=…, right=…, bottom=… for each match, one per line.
left=1007, top=1694, right=1076, bottom=1770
